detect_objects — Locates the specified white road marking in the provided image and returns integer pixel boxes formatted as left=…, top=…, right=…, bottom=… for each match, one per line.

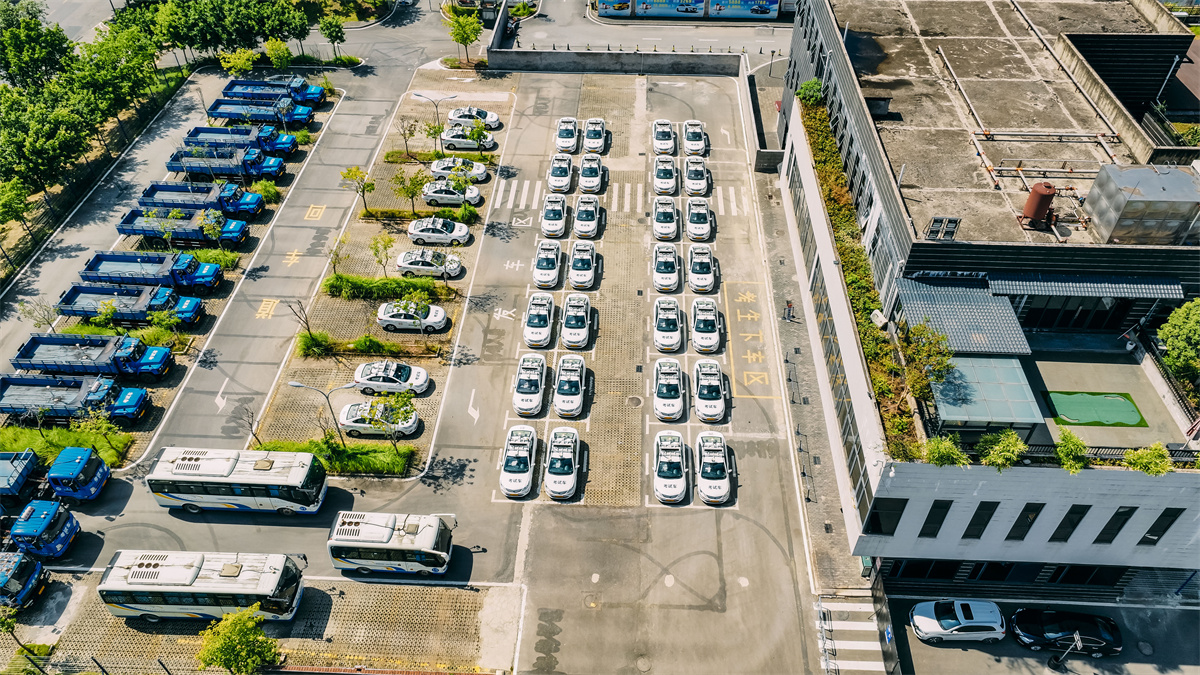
left=467, top=388, right=479, bottom=424
left=531, top=182, right=542, bottom=209
left=715, top=186, right=725, bottom=215
left=519, top=180, right=530, bottom=209
left=742, top=188, right=750, bottom=216
left=821, top=620, right=879, bottom=632
left=624, top=182, right=632, bottom=212
left=591, top=573, right=600, bottom=583
left=644, top=452, right=650, bottom=476
left=825, top=661, right=885, bottom=672
left=819, top=601, right=876, bottom=613
left=214, top=377, right=229, bottom=412
left=507, top=179, right=518, bottom=207
left=728, top=186, right=738, bottom=216
left=664, top=574, right=675, bottom=587
left=829, top=641, right=883, bottom=653
left=721, top=128, right=731, bottom=144
left=636, top=182, right=644, bottom=211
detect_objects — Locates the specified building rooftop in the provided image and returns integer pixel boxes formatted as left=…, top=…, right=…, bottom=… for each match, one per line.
left=931, top=356, right=1044, bottom=425
left=896, top=278, right=1031, bottom=354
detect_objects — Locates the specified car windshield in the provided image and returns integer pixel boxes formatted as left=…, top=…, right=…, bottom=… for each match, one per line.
left=698, top=382, right=722, bottom=400
left=656, top=381, right=679, bottom=399
left=934, top=602, right=961, bottom=630
left=655, top=257, right=676, bottom=273
left=397, top=364, right=411, bottom=381
left=656, top=315, right=677, bottom=331
left=536, top=255, right=557, bottom=270
left=688, top=167, right=705, bottom=179
left=655, top=209, right=674, bottom=223
left=686, top=128, right=703, bottom=141
left=430, top=252, right=446, bottom=265
left=528, top=312, right=548, bottom=328
left=586, top=127, right=602, bottom=138
left=558, top=126, right=574, bottom=138
left=655, top=127, right=672, bottom=140
left=504, top=454, right=529, bottom=473
left=547, top=455, right=574, bottom=475
left=572, top=256, right=592, bottom=270
left=656, top=166, right=673, bottom=179
left=471, top=109, right=485, bottom=119
left=437, top=220, right=455, bottom=232
left=551, top=164, right=568, bottom=177
left=516, top=377, right=540, bottom=394
left=692, top=259, right=711, bottom=274
left=565, top=313, right=587, bottom=328
left=581, top=163, right=599, bottom=177
left=695, top=315, right=716, bottom=332
left=577, top=208, right=595, bottom=221
left=417, top=305, right=430, bottom=319
left=656, top=460, right=683, bottom=479
left=557, top=378, right=580, bottom=395
left=701, top=460, right=726, bottom=480
left=544, top=207, right=563, bottom=220
left=689, top=209, right=708, bottom=223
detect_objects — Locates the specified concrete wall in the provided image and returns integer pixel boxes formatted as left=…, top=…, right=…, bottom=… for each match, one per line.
left=855, top=462, right=1200, bottom=570
left=1126, top=0, right=1193, bottom=34
left=485, top=48, right=741, bottom=75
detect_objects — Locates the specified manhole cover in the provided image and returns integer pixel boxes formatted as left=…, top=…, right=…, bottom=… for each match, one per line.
left=583, top=593, right=600, bottom=609
left=636, top=656, right=651, bottom=672
left=1138, top=641, right=1154, bottom=656
left=626, top=396, right=643, bottom=408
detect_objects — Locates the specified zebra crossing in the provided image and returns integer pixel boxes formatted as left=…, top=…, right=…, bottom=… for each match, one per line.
left=815, top=596, right=888, bottom=674
left=490, top=178, right=753, bottom=216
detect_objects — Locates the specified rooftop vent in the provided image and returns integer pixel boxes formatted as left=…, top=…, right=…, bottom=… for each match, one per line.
left=219, top=563, right=243, bottom=578
left=925, top=216, right=961, bottom=240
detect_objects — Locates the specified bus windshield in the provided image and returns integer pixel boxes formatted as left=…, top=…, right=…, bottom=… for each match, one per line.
left=297, top=461, right=327, bottom=502
left=262, top=559, right=302, bottom=614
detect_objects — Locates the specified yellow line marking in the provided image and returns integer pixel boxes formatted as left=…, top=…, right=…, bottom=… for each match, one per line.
left=304, top=204, right=327, bottom=220
left=284, top=249, right=301, bottom=266
left=255, top=298, right=279, bottom=319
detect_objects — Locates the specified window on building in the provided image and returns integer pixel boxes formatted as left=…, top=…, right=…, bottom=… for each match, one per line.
left=1138, top=508, right=1185, bottom=546
left=887, top=559, right=960, bottom=580
left=918, top=500, right=953, bottom=539
left=962, top=502, right=1000, bottom=539
left=863, top=498, right=908, bottom=536
left=1048, top=565, right=1127, bottom=586
left=1093, top=506, right=1137, bottom=544
left=1006, top=503, right=1046, bottom=541
left=1008, top=563, right=1044, bottom=584
left=1048, top=505, right=1092, bottom=543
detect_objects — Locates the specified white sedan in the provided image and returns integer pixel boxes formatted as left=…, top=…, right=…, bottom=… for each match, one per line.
left=683, top=120, right=706, bottom=155
left=568, top=241, right=596, bottom=289
left=685, top=198, right=712, bottom=241
left=377, top=300, right=448, bottom=333
left=422, top=180, right=482, bottom=206
left=397, top=249, right=462, bottom=279
left=523, top=292, right=554, bottom=348
left=338, top=401, right=418, bottom=439
left=653, top=430, right=687, bottom=503
left=512, top=353, right=547, bottom=416
left=448, top=105, right=500, bottom=130
left=652, top=157, right=677, bottom=195
left=691, top=298, right=722, bottom=353
left=440, top=125, right=495, bottom=151
left=532, top=240, right=562, bottom=288
left=583, top=118, right=606, bottom=153
left=499, top=425, right=536, bottom=498
left=578, top=154, right=603, bottom=193
left=574, top=195, right=600, bottom=238
left=543, top=427, right=580, bottom=500
left=651, top=244, right=679, bottom=292
left=684, top=157, right=708, bottom=196
left=555, top=117, right=579, bottom=152
left=652, top=197, right=678, bottom=240
left=429, top=156, right=488, bottom=182
left=652, top=119, right=675, bottom=155
left=695, top=431, right=731, bottom=504
left=546, top=154, right=573, bottom=192
left=560, top=293, right=591, bottom=349
left=407, top=217, right=469, bottom=246
left=553, top=354, right=586, bottom=418
left=687, top=244, right=715, bottom=293
left=353, top=360, right=430, bottom=396
left=541, top=194, right=567, bottom=237
left=653, top=357, right=685, bottom=421
left=653, top=297, right=683, bottom=353
left=693, top=359, right=727, bottom=423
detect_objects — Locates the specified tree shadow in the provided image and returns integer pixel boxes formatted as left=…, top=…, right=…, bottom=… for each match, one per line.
left=244, top=264, right=270, bottom=280
left=442, top=344, right=480, bottom=367
left=485, top=220, right=518, bottom=243
left=418, top=455, right=478, bottom=494
left=467, top=288, right=502, bottom=313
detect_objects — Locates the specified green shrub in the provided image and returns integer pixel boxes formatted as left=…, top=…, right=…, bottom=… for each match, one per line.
left=509, top=1, right=536, bottom=16
left=924, top=434, right=968, bottom=468
left=297, top=331, right=335, bottom=357
left=1123, top=443, right=1174, bottom=476
left=434, top=208, right=457, bottom=219
left=61, top=324, right=121, bottom=337
left=133, top=326, right=174, bottom=347
left=322, top=273, right=436, bottom=301
left=187, top=248, right=241, bottom=270
left=359, top=208, right=439, bottom=220
left=0, top=427, right=133, bottom=468
left=259, top=434, right=414, bottom=475
left=976, top=429, right=1027, bottom=472
left=348, top=334, right=407, bottom=355
left=1054, top=429, right=1089, bottom=475
left=797, top=78, right=824, bottom=105
left=329, top=55, right=361, bottom=67
left=248, top=180, right=282, bottom=204
left=295, top=129, right=313, bottom=145
left=456, top=203, right=479, bottom=224
left=383, top=150, right=496, bottom=165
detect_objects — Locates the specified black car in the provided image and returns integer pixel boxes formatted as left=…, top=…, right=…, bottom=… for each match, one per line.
left=749, top=3, right=771, bottom=13
left=1010, top=609, right=1123, bottom=658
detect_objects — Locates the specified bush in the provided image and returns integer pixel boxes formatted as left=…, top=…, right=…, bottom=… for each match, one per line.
left=976, top=429, right=1027, bottom=472
left=383, top=150, right=496, bottom=165
left=1054, top=429, right=1089, bottom=475
left=1123, top=443, right=1174, bottom=476
left=329, top=55, right=362, bottom=67
left=61, top=324, right=120, bottom=337
left=297, top=331, right=336, bottom=357
left=509, top=1, right=536, bottom=16
left=248, top=180, right=282, bottom=204
left=187, top=248, right=241, bottom=270
left=924, top=434, right=968, bottom=468
left=322, top=273, right=437, bottom=301
left=295, top=129, right=313, bottom=145
left=0, top=427, right=133, bottom=468
left=456, top=203, right=479, bottom=224
left=258, top=435, right=414, bottom=475
left=133, top=326, right=174, bottom=347
left=797, top=78, right=824, bottom=105
left=434, top=208, right=457, bottom=219
left=359, top=208, right=438, bottom=221
left=348, top=334, right=407, bottom=356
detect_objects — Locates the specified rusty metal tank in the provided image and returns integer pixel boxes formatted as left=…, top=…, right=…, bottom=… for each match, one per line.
left=1022, top=182, right=1056, bottom=221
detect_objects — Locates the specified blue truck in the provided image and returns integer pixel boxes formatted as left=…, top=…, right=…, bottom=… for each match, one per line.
left=139, top=181, right=263, bottom=219
left=56, top=283, right=204, bottom=328
left=166, top=147, right=285, bottom=179
left=10, top=500, right=79, bottom=559
left=11, top=333, right=173, bottom=383
left=80, top=251, right=223, bottom=295
left=223, top=76, right=326, bottom=105
left=47, top=447, right=110, bottom=503
left=0, top=452, right=39, bottom=514
left=0, top=552, right=47, bottom=608
left=0, top=375, right=149, bottom=427
left=116, top=208, right=249, bottom=249
left=208, top=98, right=314, bottom=125
left=184, top=125, right=297, bottom=156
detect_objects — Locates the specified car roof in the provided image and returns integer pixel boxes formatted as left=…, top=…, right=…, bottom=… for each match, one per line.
left=538, top=241, right=559, bottom=253
left=955, top=600, right=1003, bottom=624
left=566, top=295, right=588, bottom=308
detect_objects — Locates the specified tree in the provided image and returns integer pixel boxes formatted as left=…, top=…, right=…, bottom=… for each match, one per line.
left=901, top=321, right=954, bottom=402
left=71, top=25, right=159, bottom=124
left=0, top=17, right=73, bottom=89
left=1158, top=298, right=1200, bottom=384
left=394, top=117, right=419, bottom=157
left=195, top=603, right=279, bottom=675
left=1123, top=442, right=1174, bottom=476
left=424, top=121, right=445, bottom=155
left=340, top=166, right=375, bottom=214
left=218, top=48, right=257, bottom=77
left=0, top=606, right=27, bottom=653
left=797, top=78, right=824, bottom=105
left=0, top=178, right=33, bottom=236
left=199, top=209, right=226, bottom=248
left=0, top=1, right=46, bottom=34
left=94, top=299, right=118, bottom=328
left=924, top=434, right=968, bottom=468
left=17, top=297, right=58, bottom=333
left=1054, top=428, right=1089, bottom=475
left=326, top=233, right=349, bottom=275
left=283, top=5, right=311, bottom=56
left=318, top=16, right=345, bottom=59
left=148, top=308, right=182, bottom=342
left=0, top=85, right=90, bottom=194
left=447, top=165, right=473, bottom=194
left=976, top=429, right=1026, bottom=473
left=70, top=407, right=120, bottom=453
left=390, top=168, right=431, bottom=215
left=444, top=12, right=483, bottom=64
left=465, top=119, right=489, bottom=160
left=368, top=232, right=395, bottom=277
left=371, top=390, right=416, bottom=452
left=264, top=37, right=291, bottom=69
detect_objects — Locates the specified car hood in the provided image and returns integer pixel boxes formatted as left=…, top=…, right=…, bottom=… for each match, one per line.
left=500, top=470, right=531, bottom=494
left=427, top=306, right=447, bottom=324
left=656, top=331, right=681, bottom=347
left=910, top=611, right=942, bottom=636
left=696, top=399, right=723, bottom=416
left=513, top=392, right=540, bottom=409
left=409, top=367, right=429, bottom=387
left=525, top=325, right=551, bottom=340
left=694, top=332, right=719, bottom=347
left=533, top=268, right=558, bottom=280
left=545, top=472, right=576, bottom=494
left=655, top=476, right=685, bottom=498
left=697, top=477, right=729, bottom=501
left=655, top=398, right=682, bottom=414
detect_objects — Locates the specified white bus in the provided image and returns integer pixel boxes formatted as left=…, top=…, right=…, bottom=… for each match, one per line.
left=145, top=448, right=328, bottom=516
left=97, top=550, right=304, bottom=622
left=327, top=511, right=456, bottom=575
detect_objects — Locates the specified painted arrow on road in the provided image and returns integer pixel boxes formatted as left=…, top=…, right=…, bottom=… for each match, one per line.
left=214, top=377, right=230, bottom=412
left=467, top=389, right=479, bottom=424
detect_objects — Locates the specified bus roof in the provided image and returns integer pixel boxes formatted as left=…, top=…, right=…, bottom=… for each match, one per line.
left=147, top=448, right=314, bottom=485
left=328, top=512, right=444, bottom=549
left=48, top=446, right=96, bottom=481
left=98, top=550, right=291, bottom=595
left=11, top=501, right=62, bottom=538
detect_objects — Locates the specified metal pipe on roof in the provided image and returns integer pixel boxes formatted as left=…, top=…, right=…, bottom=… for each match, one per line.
left=972, top=130, right=1110, bottom=139
left=1096, top=134, right=1119, bottom=164
left=936, top=47, right=986, bottom=132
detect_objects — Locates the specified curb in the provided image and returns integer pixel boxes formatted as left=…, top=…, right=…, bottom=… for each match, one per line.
left=344, top=0, right=404, bottom=30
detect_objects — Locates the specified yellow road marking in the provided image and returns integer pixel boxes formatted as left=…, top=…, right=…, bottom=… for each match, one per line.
left=255, top=298, right=279, bottom=319
left=284, top=249, right=302, bottom=266
left=305, top=204, right=327, bottom=220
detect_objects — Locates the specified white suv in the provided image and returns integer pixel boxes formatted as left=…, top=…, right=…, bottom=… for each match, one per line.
left=909, top=600, right=1007, bottom=645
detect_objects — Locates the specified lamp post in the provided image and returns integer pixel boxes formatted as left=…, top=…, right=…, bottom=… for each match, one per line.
left=769, top=49, right=777, bottom=77
left=288, top=381, right=356, bottom=449
left=413, top=92, right=458, bottom=153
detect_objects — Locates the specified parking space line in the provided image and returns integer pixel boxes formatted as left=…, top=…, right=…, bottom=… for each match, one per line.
left=716, top=186, right=725, bottom=215
left=508, top=180, right=518, bottom=208
left=494, top=179, right=507, bottom=208
left=636, top=183, right=644, bottom=212
left=741, top=188, right=750, bottom=216
left=531, top=182, right=542, bottom=209
left=727, top=186, right=738, bottom=216
left=519, top=180, right=530, bottom=209
left=623, top=183, right=631, bottom=213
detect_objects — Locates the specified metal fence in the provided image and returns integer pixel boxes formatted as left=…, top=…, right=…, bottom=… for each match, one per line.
left=1139, top=331, right=1200, bottom=425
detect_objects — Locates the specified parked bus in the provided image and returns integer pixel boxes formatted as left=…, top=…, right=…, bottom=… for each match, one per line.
left=327, top=512, right=456, bottom=575
left=97, top=550, right=304, bottom=622
left=145, top=448, right=327, bottom=515
left=0, top=552, right=48, bottom=609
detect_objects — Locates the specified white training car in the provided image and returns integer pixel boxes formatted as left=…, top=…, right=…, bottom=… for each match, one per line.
left=546, top=154, right=573, bottom=193
left=651, top=244, right=679, bottom=292
left=568, top=241, right=596, bottom=289
left=429, top=156, right=488, bottom=182
left=448, top=105, right=500, bottom=130
left=653, top=430, right=687, bottom=503
left=499, top=425, right=536, bottom=498
left=652, top=197, right=678, bottom=240
left=684, top=157, right=708, bottom=196
left=583, top=117, right=606, bottom=153
left=653, top=357, right=685, bottom=421
left=512, top=353, right=547, bottom=416
left=578, top=154, right=603, bottom=193
left=574, top=195, right=600, bottom=238
left=396, top=249, right=462, bottom=279
left=687, top=244, right=716, bottom=293
left=353, top=360, right=430, bottom=396
left=440, top=125, right=495, bottom=151
left=338, top=401, right=418, bottom=439
left=559, top=293, right=591, bottom=349
left=652, top=119, right=675, bottom=155
left=376, top=300, right=448, bottom=333
left=422, top=180, right=482, bottom=206
left=685, top=198, right=712, bottom=241
left=553, top=354, right=586, bottom=418
left=543, top=427, right=580, bottom=500
left=652, top=156, right=677, bottom=195
left=541, top=193, right=568, bottom=237
left=693, top=359, right=727, bottom=423
left=695, top=431, right=731, bottom=504
left=683, top=119, right=706, bottom=155
left=407, top=217, right=469, bottom=246
left=532, top=240, right=562, bottom=288
left=691, top=298, right=721, bottom=353
left=653, top=297, right=683, bottom=353
left=523, top=292, right=555, bottom=348
left=555, top=117, right=579, bottom=152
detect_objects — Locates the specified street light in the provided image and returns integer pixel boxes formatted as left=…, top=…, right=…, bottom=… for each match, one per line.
left=769, top=49, right=777, bottom=77
left=288, top=381, right=356, bottom=449
left=413, top=93, right=458, bottom=154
